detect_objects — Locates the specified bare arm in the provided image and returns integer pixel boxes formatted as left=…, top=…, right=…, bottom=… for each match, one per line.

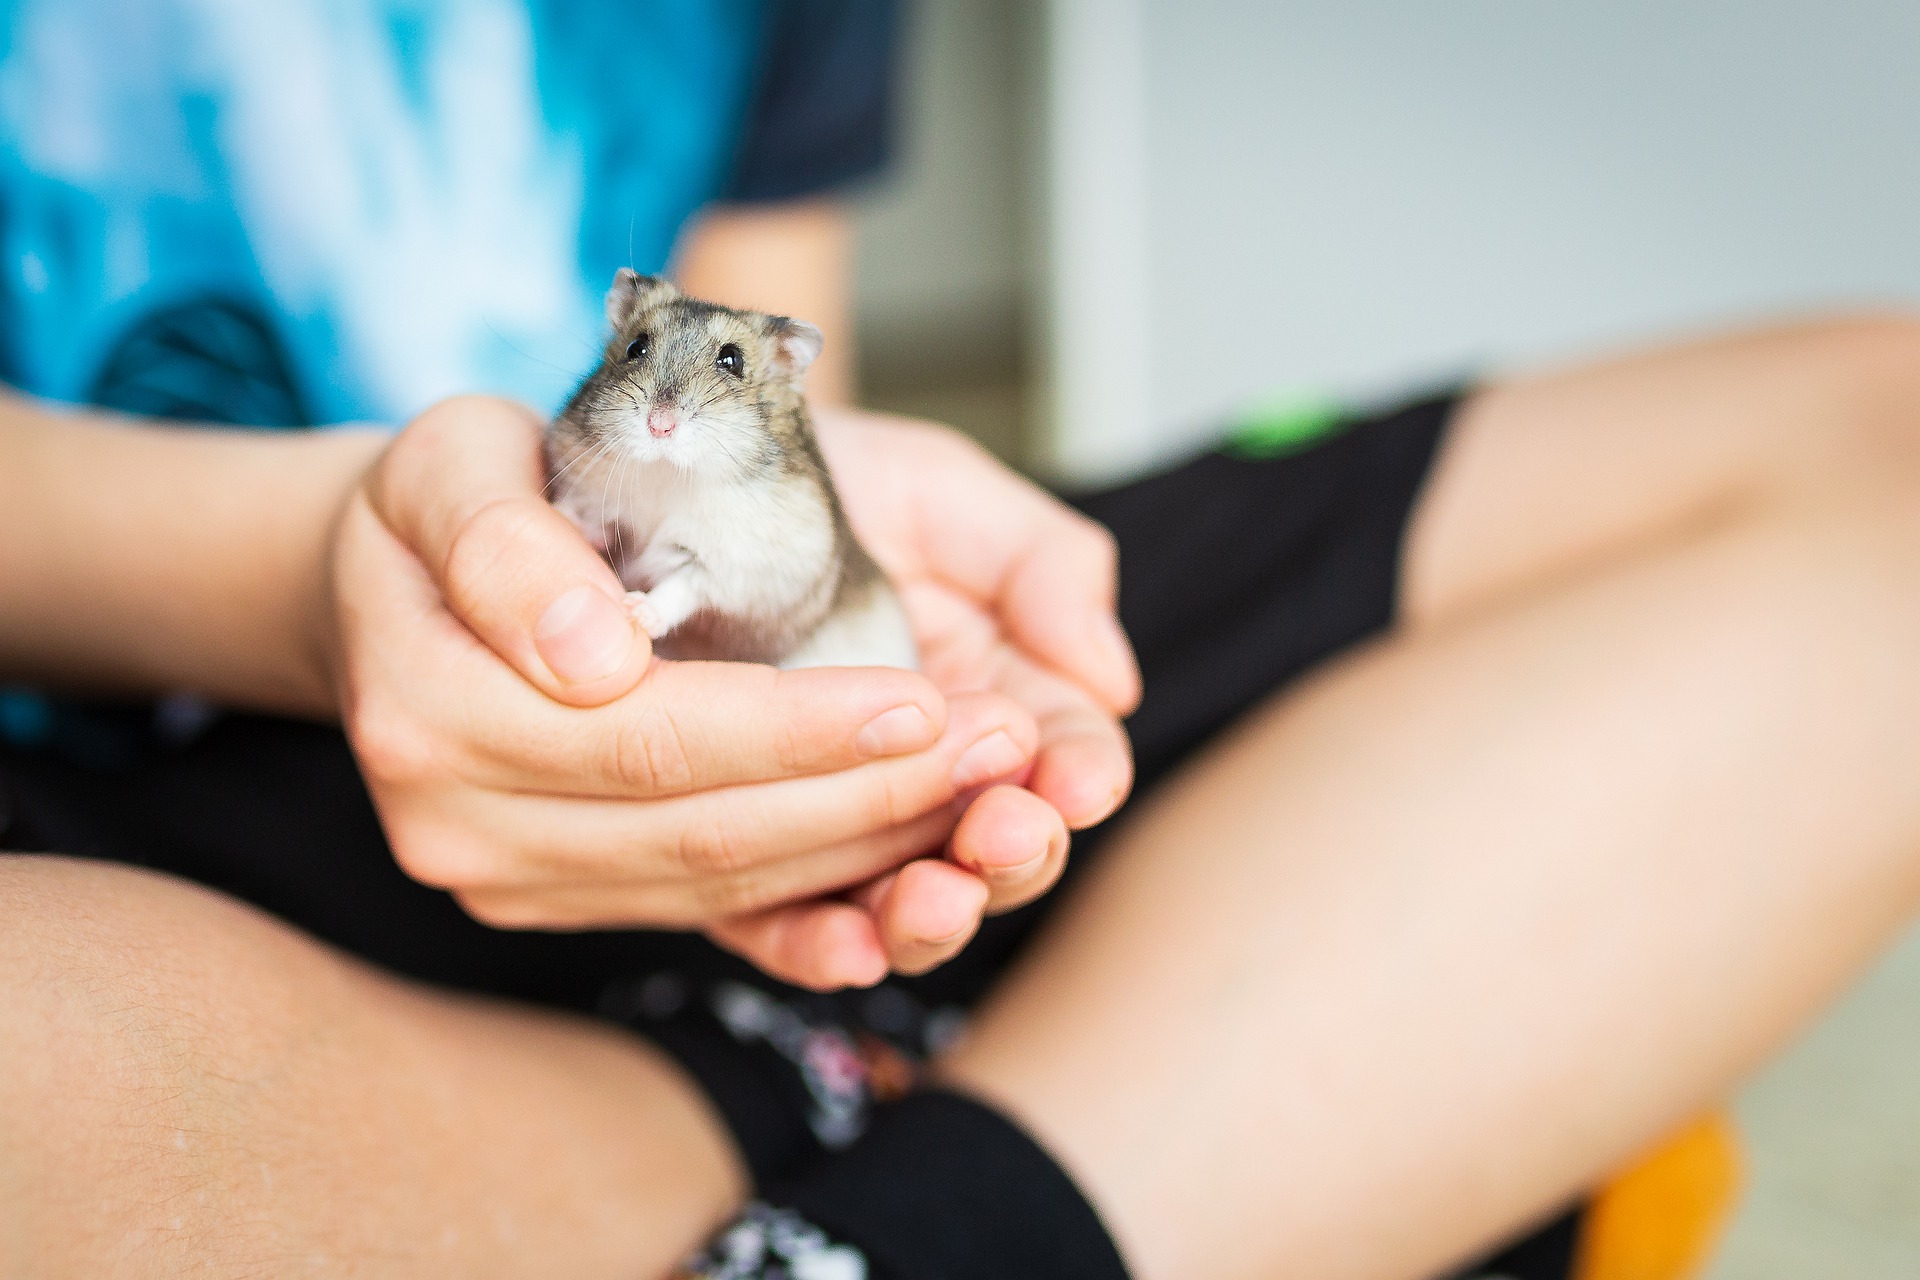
left=0, top=385, right=1117, bottom=989
left=0, top=395, right=381, bottom=717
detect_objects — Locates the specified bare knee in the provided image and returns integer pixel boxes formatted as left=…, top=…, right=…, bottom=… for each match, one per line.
left=0, top=854, right=342, bottom=1057
left=1848, top=310, right=1920, bottom=454
left=0, top=856, right=742, bottom=1278
left=1624, top=310, right=1920, bottom=509
left=1769, top=311, right=1920, bottom=485
left=1818, top=309, right=1920, bottom=375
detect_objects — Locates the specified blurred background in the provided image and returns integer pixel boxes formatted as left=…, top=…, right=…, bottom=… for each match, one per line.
left=851, top=1, right=1920, bottom=1274
left=855, top=0, right=1920, bottom=483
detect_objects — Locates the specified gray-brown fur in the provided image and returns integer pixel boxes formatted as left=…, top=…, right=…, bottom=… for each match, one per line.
left=543, top=271, right=914, bottom=670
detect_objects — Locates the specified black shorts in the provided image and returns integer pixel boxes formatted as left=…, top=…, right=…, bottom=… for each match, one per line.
left=0, top=392, right=1580, bottom=1279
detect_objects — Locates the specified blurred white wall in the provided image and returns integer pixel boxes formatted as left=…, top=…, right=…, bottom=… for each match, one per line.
left=1040, top=0, right=1920, bottom=482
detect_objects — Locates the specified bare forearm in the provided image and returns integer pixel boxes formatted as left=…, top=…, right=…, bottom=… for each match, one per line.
left=0, top=395, right=383, bottom=717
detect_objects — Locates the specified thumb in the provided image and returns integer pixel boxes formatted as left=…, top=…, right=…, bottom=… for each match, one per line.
left=368, top=395, right=651, bottom=707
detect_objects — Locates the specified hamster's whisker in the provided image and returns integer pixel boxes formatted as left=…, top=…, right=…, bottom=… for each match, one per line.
left=543, top=432, right=614, bottom=497
left=615, top=446, right=644, bottom=573
left=597, top=434, right=624, bottom=574
left=480, top=321, right=598, bottom=378
left=684, top=387, right=729, bottom=416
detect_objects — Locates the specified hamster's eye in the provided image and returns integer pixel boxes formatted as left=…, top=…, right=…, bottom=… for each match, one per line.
left=625, top=333, right=650, bottom=362
left=716, top=343, right=745, bottom=378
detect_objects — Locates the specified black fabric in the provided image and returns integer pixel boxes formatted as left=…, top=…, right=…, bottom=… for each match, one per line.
left=1465, top=1209, right=1583, bottom=1280
left=1087, top=402, right=1453, bottom=786
left=775, top=1090, right=1130, bottom=1280
left=723, top=0, right=904, bottom=202
left=899, top=395, right=1458, bottom=1010
left=0, top=390, right=1581, bottom=1278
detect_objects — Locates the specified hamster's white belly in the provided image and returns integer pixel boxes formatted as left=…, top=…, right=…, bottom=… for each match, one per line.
left=639, top=482, right=838, bottom=621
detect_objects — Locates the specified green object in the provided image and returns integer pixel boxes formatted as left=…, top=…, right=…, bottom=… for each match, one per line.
left=1225, top=393, right=1349, bottom=459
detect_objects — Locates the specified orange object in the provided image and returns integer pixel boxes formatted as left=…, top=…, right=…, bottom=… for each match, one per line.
left=1574, top=1113, right=1744, bottom=1280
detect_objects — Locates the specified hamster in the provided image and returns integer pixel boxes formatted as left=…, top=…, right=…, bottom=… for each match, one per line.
left=545, top=269, right=918, bottom=671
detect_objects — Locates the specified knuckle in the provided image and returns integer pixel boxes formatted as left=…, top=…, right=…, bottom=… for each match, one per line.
left=1065, top=509, right=1119, bottom=569
left=390, top=826, right=489, bottom=893
left=384, top=400, right=480, bottom=490
left=408, top=395, right=512, bottom=447
left=403, top=398, right=464, bottom=445
left=864, top=769, right=922, bottom=831
left=452, top=889, right=550, bottom=931
left=675, top=812, right=751, bottom=883
left=382, top=412, right=439, bottom=475
left=442, top=498, right=542, bottom=606
left=748, top=669, right=807, bottom=774
left=347, top=696, right=444, bottom=787
left=612, top=707, right=698, bottom=795
left=694, top=868, right=772, bottom=919
left=766, top=714, right=810, bottom=776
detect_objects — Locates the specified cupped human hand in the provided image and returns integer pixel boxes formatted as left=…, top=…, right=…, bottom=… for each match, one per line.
left=323, top=396, right=1060, bottom=990
left=763, top=408, right=1141, bottom=945
left=812, top=405, right=1139, bottom=813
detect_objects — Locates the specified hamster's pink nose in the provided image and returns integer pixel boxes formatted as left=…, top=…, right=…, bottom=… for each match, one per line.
left=647, top=408, right=678, bottom=439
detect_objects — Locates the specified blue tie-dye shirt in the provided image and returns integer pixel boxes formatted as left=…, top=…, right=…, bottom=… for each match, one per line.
left=0, top=0, right=893, bottom=427
left=0, top=0, right=897, bottom=758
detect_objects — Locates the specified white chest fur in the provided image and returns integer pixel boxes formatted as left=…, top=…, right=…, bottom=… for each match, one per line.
left=552, top=451, right=843, bottom=660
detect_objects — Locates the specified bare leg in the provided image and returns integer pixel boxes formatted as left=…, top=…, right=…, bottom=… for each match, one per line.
left=0, top=856, right=741, bottom=1279
left=1408, top=313, right=1920, bottom=625
left=941, top=316, right=1920, bottom=1279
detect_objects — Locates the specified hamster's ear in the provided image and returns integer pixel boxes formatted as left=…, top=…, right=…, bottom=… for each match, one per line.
left=770, top=317, right=824, bottom=384
left=606, top=269, right=678, bottom=328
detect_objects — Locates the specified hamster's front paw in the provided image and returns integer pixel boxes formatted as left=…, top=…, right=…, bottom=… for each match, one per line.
left=624, top=590, right=670, bottom=639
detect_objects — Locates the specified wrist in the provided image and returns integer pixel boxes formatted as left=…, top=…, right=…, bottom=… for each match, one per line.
left=292, top=429, right=390, bottom=719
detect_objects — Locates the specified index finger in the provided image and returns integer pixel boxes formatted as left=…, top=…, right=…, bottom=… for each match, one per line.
left=461, top=658, right=958, bottom=799
left=368, top=395, right=653, bottom=708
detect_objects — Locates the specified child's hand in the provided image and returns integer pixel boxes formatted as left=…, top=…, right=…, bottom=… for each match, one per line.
left=325, top=397, right=1066, bottom=989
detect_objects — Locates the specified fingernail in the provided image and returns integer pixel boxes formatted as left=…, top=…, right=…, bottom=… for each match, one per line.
left=535, top=586, right=635, bottom=683
left=951, top=730, right=1026, bottom=791
left=856, top=705, right=939, bottom=758
left=922, top=922, right=974, bottom=947
left=984, top=847, right=1050, bottom=885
